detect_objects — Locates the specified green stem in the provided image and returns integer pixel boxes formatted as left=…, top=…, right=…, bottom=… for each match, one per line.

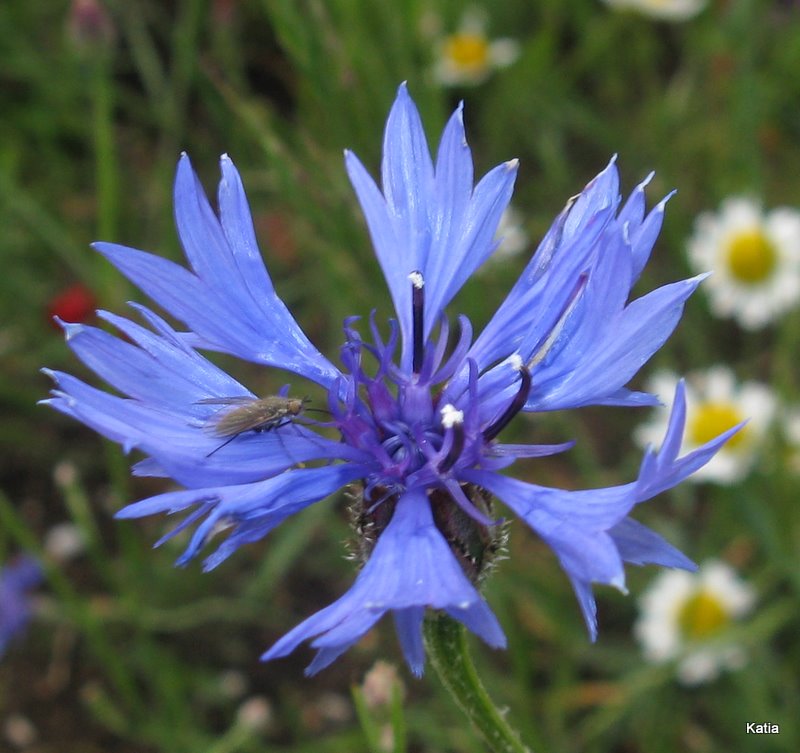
left=92, top=54, right=117, bottom=242
left=423, top=614, right=532, bottom=753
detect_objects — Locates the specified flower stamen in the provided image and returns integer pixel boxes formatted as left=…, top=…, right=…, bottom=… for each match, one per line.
left=439, top=404, right=465, bottom=473
left=483, top=364, right=531, bottom=442
left=410, top=271, right=425, bottom=374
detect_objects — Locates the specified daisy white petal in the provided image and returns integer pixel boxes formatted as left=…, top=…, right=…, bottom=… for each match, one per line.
left=601, top=0, right=707, bottom=22
left=687, top=197, right=800, bottom=329
left=635, top=560, right=755, bottom=685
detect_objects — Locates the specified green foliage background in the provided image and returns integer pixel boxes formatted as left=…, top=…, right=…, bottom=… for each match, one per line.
left=1, top=0, right=798, bottom=751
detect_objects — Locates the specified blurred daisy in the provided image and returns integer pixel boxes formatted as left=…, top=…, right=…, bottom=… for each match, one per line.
left=478, top=206, right=528, bottom=273
left=687, top=197, right=800, bottom=329
left=44, top=522, right=86, bottom=562
left=636, top=368, right=775, bottom=484
left=600, top=0, right=707, bottom=21
left=432, top=9, right=519, bottom=87
left=494, top=206, right=528, bottom=260
left=635, top=560, right=755, bottom=685
left=362, top=661, right=404, bottom=709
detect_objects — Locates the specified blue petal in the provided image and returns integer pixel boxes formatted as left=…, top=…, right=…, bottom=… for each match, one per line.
left=593, top=388, right=661, bottom=408
left=381, top=83, right=434, bottom=290
left=461, top=386, right=738, bottom=638
left=345, top=150, right=410, bottom=343
left=348, top=84, right=517, bottom=368
left=616, top=171, right=651, bottom=228
left=566, top=576, right=600, bottom=642
left=60, top=308, right=250, bottom=416
left=609, top=518, right=696, bottom=570
left=381, top=84, right=435, bottom=234
left=629, top=192, right=673, bottom=282
left=117, top=464, right=366, bottom=568
left=261, top=488, right=504, bottom=675
left=423, top=102, right=472, bottom=311
left=42, top=371, right=360, bottom=488
left=428, top=158, right=518, bottom=323
left=468, top=159, right=621, bottom=372
left=527, top=275, right=706, bottom=411
left=393, top=608, right=426, bottom=677
left=462, top=471, right=637, bottom=539
left=94, top=155, right=340, bottom=388
left=217, top=156, right=282, bottom=299
left=615, top=172, right=673, bottom=283
left=467, top=160, right=688, bottom=413
left=634, top=380, right=744, bottom=499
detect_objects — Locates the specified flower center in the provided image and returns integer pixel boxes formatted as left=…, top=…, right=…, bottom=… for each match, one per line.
left=444, top=33, right=490, bottom=72
left=677, top=590, right=730, bottom=640
left=725, top=229, right=777, bottom=284
left=688, top=402, right=745, bottom=449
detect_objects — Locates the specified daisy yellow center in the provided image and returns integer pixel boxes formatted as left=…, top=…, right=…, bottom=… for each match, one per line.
left=688, top=401, right=746, bottom=449
left=725, top=230, right=777, bottom=284
left=678, top=590, right=730, bottom=640
left=445, top=33, right=490, bottom=72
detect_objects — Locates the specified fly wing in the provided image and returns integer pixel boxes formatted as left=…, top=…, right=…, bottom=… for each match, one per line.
left=209, top=404, right=272, bottom=437
left=204, top=397, right=292, bottom=437
left=196, top=396, right=257, bottom=406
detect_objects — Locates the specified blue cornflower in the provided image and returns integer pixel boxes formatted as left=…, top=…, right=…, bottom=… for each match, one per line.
left=1, top=555, right=42, bottom=657
left=44, top=84, right=737, bottom=676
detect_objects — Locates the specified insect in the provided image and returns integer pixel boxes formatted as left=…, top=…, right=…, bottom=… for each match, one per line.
left=197, top=395, right=311, bottom=457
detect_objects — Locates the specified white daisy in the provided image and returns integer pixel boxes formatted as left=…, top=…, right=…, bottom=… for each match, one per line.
left=44, top=522, right=85, bottom=562
left=635, top=368, right=776, bottom=484
left=687, top=197, right=800, bottom=329
left=494, top=206, right=528, bottom=259
left=635, top=560, right=755, bottom=685
left=432, top=9, right=519, bottom=87
left=600, top=0, right=707, bottom=22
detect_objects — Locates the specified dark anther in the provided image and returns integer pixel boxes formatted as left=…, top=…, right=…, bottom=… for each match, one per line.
left=410, top=271, right=424, bottom=374
left=438, top=422, right=465, bottom=473
left=482, top=365, right=532, bottom=442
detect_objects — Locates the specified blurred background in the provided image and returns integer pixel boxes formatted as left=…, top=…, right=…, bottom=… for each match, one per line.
left=1, top=0, right=799, bottom=751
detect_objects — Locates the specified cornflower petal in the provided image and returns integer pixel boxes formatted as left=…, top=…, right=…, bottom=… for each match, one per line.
left=428, top=158, right=518, bottom=322
left=629, top=192, right=673, bottom=282
left=58, top=310, right=250, bottom=415
left=427, top=103, right=473, bottom=285
left=467, top=158, right=621, bottom=372
left=609, top=518, right=696, bottom=570
left=261, top=489, right=505, bottom=676
left=43, top=370, right=359, bottom=488
left=463, top=159, right=694, bottom=412
left=347, top=83, right=516, bottom=366
left=527, top=275, right=706, bottom=410
left=393, top=608, right=427, bottom=673
left=117, top=464, right=367, bottom=568
left=617, top=171, right=651, bottom=228
left=95, top=155, right=339, bottom=388
left=462, top=382, right=736, bottom=637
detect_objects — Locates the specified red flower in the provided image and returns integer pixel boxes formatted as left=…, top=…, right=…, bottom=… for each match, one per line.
left=47, top=284, right=96, bottom=330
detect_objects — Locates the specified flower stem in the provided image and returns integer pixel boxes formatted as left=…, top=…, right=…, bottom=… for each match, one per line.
left=423, top=613, right=532, bottom=753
